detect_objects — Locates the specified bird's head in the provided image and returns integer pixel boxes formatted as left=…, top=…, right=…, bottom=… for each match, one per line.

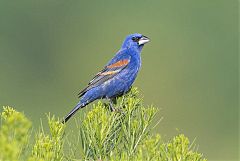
left=121, top=33, right=150, bottom=50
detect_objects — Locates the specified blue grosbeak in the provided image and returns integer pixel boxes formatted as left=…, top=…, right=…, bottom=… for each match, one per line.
left=63, top=33, right=150, bottom=123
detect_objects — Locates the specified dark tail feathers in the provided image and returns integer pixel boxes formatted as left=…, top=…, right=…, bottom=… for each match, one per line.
left=62, top=102, right=87, bottom=123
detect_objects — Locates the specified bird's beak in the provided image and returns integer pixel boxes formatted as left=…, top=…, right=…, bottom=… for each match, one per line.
left=138, top=35, right=150, bottom=45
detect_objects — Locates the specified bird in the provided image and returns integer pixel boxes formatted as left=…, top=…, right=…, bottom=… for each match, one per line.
left=62, top=33, right=150, bottom=123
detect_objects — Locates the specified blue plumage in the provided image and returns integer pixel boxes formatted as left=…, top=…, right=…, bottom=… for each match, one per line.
left=63, top=33, right=150, bottom=123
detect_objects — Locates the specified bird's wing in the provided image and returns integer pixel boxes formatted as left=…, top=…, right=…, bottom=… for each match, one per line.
left=78, top=51, right=131, bottom=98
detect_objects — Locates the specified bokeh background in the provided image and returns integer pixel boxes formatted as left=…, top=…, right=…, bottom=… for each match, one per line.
left=0, top=0, right=238, bottom=160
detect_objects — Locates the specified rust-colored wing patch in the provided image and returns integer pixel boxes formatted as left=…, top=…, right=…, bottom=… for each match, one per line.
left=99, top=69, right=121, bottom=76
left=107, top=59, right=130, bottom=68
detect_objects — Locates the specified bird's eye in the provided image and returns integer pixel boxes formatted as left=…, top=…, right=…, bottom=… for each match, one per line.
left=131, top=37, right=139, bottom=42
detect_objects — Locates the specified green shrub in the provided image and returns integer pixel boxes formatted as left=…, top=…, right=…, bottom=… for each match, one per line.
left=0, top=88, right=207, bottom=161
left=29, top=115, right=65, bottom=161
left=0, top=106, right=31, bottom=161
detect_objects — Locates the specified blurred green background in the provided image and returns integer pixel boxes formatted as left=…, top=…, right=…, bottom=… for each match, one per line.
left=0, top=0, right=238, bottom=160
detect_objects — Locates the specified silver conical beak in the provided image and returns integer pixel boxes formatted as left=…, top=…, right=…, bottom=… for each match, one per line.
left=138, top=35, right=150, bottom=45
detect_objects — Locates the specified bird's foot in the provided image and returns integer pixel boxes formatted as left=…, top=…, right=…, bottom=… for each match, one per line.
left=109, top=104, right=115, bottom=112
left=108, top=98, right=116, bottom=112
left=107, top=98, right=125, bottom=114
left=109, top=103, right=125, bottom=114
left=113, top=108, right=125, bottom=114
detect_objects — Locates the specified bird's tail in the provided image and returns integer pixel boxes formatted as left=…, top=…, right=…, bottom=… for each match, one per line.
left=62, top=102, right=88, bottom=123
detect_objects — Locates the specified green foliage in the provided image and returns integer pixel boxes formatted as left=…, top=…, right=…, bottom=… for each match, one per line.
left=29, top=115, right=65, bottom=161
left=159, top=134, right=206, bottom=161
left=77, top=88, right=206, bottom=161
left=79, top=88, right=159, bottom=160
left=0, top=106, right=31, bottom=161
left=0, top=88, right=207, bottom=161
